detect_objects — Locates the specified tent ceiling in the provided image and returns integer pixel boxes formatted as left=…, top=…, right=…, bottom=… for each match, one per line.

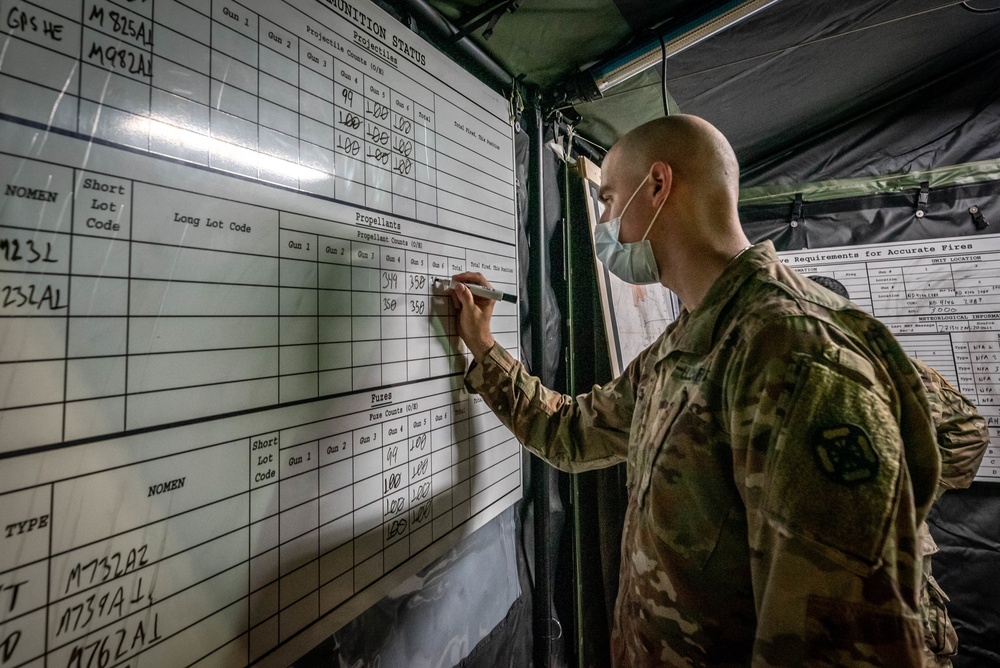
left=423, top=0, right=735, bottom=88
left=418, top=0, right=1000, bottom=179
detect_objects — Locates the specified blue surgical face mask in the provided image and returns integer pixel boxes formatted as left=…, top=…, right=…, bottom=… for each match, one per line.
left=594, top=169, right=666, bottom=285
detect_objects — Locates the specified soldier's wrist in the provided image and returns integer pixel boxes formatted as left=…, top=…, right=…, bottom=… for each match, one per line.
left=469, top=335, right=496, bottom=363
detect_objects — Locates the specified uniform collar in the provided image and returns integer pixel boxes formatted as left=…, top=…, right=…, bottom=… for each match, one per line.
left=660, top=241, right=777, bottom=357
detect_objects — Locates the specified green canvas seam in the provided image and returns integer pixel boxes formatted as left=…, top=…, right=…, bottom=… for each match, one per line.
left=739, top=159, right=1000, bottom=206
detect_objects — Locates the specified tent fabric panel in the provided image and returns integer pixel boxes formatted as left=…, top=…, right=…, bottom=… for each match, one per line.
left=427, top=0, right=632, bottom=87
left=928, top=488, right=1000, bottom=668
left=609, top=0, right=713, bottom=34
left=739, top=180, right=1000, bottom=250
left=738, top=42, right=1000, bottom=188
left=573, top=69, right=679, bottom=151
left=666, top=0, right=1000, bottom=167
left=573, top=0, right=1000, bottom=173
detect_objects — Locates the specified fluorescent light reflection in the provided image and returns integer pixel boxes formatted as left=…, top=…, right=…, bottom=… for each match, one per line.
left=128, top=116, right=331, bottom=184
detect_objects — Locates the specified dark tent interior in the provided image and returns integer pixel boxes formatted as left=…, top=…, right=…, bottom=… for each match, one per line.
left=0, top=0, right=996, bottom=666
left=299, top=1, right=1000, bottom=666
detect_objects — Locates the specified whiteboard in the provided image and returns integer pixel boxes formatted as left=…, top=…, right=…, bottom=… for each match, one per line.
left=578, top=157, right=680, bottom=377
left=781, top=236, right=1000, bottom=482
left=0, top=0, right=521, bottom=665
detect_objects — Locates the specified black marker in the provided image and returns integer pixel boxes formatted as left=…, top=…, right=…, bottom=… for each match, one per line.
left=433, top=277, right=518, bottom=304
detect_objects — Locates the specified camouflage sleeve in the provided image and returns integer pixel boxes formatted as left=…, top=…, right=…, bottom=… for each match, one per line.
left=464, top=343, right=636, bottom=472
left=910, top=357, right=990, bottom=491
left=726, top=316, right=928, bottom=667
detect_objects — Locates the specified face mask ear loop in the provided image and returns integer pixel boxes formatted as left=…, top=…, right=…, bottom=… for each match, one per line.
left=640, top=197, right=667, bottom=242
left=617, top=171, right=650, bottom=222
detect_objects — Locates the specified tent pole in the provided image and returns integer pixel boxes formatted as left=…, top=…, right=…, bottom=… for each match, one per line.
left=529, top=91, right=559, bottom=668
left=564, top=157, right=586, bottom=668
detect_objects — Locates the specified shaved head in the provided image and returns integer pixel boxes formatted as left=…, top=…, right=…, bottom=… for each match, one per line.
left=608, top=115, right=741, bottom=213
left=598, top=114, right=750, bottom=309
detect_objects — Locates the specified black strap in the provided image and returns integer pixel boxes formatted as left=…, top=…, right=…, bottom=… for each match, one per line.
left=790, top=193, right=804, bottom=227
left=970, top=205, right=990, bottom=230
left=916, top=181, right=930, bottom=217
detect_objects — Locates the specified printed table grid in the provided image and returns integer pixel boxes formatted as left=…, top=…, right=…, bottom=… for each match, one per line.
left=785, top=237, right=1000, bottom=481
left=0, top=155, right=518, bottom=452
left=1, top=1, right=522, bottom=665
left=0, top=0, right=516, bottom=235
left=0, top=382, right=521, bottom=666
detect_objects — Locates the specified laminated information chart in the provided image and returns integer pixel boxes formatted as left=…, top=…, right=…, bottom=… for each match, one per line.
left=780, top=234, right=1000, bottom=482
left=0, top=0, right=520, bottom=666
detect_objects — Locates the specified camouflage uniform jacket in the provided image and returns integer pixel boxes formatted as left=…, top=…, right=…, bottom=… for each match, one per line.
left=465, top=242, right=942, bottom=667
left=910, top=358, right=990, bottom=666
left=912, top=358, right=990, bottom=493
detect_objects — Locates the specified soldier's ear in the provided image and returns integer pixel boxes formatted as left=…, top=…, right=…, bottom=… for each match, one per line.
left=649, top=161, right=672, bottom=206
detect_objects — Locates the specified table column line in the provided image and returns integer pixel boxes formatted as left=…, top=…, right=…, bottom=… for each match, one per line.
left=124, top=174, right=135, bottom=433
left=45, top=481, right=55, bottom=663
left=209, top=0, right=217, bottom=173
left=432, top=94, right=438, bottom=214
left=61, top=169, right=77, bottom=443
left=862, top=260, right=875, bottom=309
left=316, top=228, right=321, bottom=398
left=276, top=430, right=283, bottom=646
left=147, top=1, right=155, bottom=133
left=76, top=3, right=84, bottom=136
left=351, top=437, right=357, bottom=595
left=253, top=2, right=263, bottom=185
left=247, top=442, right=252, bottom=661
left=277, top=214, right=283, bottom=404
left=349, top=240, right=356, bottom=387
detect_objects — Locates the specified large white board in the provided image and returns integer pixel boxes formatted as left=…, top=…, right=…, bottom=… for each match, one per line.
left=0, top=0, right=521, bottom=665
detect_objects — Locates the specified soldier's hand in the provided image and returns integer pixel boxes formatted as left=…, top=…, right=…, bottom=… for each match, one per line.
left=449, top=271, right=496, bottom=362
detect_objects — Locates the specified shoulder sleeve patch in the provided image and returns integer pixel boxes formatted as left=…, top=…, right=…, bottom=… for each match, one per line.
left=811, top=423, right=879, bottom=485
left=763, top=358, right=902, bottom=572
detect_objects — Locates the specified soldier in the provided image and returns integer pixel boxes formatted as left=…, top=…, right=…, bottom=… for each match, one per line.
left=911, top=358, right=989, bottom=667
left=808, top=275, right=990, bottom=667
left=448, top=114, right=941, bottom=666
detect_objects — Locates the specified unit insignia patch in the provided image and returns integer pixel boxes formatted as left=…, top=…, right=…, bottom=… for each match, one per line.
left=811, top=423, right=880, bottom=485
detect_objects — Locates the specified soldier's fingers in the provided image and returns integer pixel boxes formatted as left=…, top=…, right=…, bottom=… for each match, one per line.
left=453, top=282, right=476, bottom=309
